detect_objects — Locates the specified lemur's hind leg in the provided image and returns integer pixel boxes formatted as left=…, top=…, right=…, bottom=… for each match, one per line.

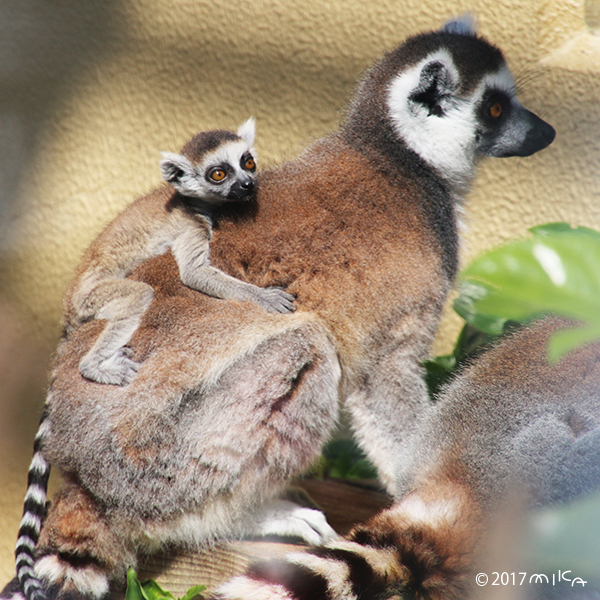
left=35, top=478, right=133, bottom=600
left=77, top=279, right=154, bottom=385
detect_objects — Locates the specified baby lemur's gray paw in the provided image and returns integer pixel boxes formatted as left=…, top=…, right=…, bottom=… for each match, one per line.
left=79, top=349, right=140, bottom=386
left=256, top=287, right=296, bottom=314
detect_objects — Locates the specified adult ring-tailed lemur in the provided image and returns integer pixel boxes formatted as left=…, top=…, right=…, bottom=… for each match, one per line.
left=3, top=17, right=555, bottom=600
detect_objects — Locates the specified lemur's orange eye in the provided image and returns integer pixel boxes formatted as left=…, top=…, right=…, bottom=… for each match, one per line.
left=209, top=168, right=226, bottom=182
left=244, top=157, right=256, bottom=171
left=490, top=102, right=503, bottom=118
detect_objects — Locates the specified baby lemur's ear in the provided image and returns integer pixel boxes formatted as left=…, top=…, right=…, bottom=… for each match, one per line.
left=237, top=117, right=256, bottom=146
left=159, top=152, right=194, bottom=190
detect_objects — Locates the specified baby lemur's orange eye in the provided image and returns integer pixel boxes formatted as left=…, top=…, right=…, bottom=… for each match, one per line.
left=209, top=168, right=226, bottom=182
left=244, top=157, right=256, bottom=171
left=490, top=102, right=502, bottom=118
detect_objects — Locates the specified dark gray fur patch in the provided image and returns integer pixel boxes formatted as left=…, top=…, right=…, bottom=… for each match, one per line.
left=181, top=130, right=241, bottom=161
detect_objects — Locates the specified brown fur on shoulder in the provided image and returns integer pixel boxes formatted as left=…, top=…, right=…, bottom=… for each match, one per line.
left=210, top=135, right=447, bottom=369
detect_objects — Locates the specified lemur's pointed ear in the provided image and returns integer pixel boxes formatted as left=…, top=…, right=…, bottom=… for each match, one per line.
left=440, top=14, right=477, bottom=35
left=159, top=152, right=194, bottom=190
left=408, top=60, right=455, bottom=117
left=237, top=117, right=256, bottom=146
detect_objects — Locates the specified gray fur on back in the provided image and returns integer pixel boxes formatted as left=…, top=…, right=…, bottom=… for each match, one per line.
left=396, top=317, right=600, bottom=507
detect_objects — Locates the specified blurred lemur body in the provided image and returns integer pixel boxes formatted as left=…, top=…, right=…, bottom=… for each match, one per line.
left=68, top=118, right=294, bottom=386
left=3, top=18, right=555, bottom=600
left=215, top=318, right=600, bottom=600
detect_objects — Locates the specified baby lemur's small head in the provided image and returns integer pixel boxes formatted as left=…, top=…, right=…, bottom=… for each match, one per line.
left=160, top=118, right=257, bottom=202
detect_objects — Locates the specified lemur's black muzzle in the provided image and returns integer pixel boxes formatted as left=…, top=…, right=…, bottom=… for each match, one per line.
left=227, top=178, right=256, bottom=200
left=482, top=102, right=556, bottom=158
left=505, top=107, right=556, bottom=157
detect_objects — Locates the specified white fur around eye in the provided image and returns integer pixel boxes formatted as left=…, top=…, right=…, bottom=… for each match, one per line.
left=481, top=65, right=516, bottom=97
left=199, top=138, right=256, bottom=174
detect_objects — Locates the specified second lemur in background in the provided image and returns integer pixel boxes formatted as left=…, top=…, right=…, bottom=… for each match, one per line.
left=64, top=118, right=295, bottom=386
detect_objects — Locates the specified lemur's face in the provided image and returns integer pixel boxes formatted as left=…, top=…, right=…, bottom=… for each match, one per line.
left=160, top=118, right=258, bottom=203
left=473, top=83, right=556, bottom=158
left=196, top=140, right=257, bottom=202
left=384, top=28, right=555, bottom=192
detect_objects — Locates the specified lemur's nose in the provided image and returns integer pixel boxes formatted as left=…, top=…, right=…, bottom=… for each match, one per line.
left=241, top=180, right=255, bottom=191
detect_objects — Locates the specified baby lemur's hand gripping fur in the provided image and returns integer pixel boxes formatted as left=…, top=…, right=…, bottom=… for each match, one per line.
left=4, top=18, right=555, bottom=600
left=215, top=318, right=600, bottom=600
left=66, top=118, right=295, bottom=386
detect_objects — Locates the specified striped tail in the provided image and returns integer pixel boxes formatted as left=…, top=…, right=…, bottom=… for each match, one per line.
left=213, top=486, right=478, bottom=600
left=15, top=410, right=51, bottom=600
left=214, top=539, right=400, bottom=600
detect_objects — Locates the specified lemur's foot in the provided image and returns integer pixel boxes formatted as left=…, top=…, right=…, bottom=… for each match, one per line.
left=247, top=499, right=338, bottom=545
left=79, top=349, right=139, bottom=386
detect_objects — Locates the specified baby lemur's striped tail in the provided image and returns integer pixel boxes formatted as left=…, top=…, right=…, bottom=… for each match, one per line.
left=15, top=409, right=51, bottom=600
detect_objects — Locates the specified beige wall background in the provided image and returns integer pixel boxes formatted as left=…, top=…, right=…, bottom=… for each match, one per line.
left=0, top=0, right=599, bottom=582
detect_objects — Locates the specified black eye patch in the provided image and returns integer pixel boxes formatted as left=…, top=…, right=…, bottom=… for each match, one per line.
left=241, top=153, right=256, bottom=172
left=480, top=91, right=511, bottom=125
left=206, top=163, right=232, bottom=183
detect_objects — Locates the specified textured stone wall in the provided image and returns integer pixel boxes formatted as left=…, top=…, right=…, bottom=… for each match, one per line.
left=1, top=0, right=598, bottom=581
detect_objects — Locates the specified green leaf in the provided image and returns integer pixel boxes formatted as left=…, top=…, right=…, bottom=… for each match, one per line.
left=126, top=569, right=150, bottom=600
left=179, top=585, right=207, bottom=600
left=142, top=579, right=175, bottom=600
left=530, top=222, right=600, bottom=243
left=452, top=222, right=600, bottom=362
left=458, top=224, right=600, bottom=334
left=423, top=354, right=456, bottom=398
left=321, top=439, right=377, bottom=479
left=423, top=323, right=500, bottom=398
left=455, top=323, right=495, bottom=363
left=453, top=280, right=508, bottom=335
left=125, top=568, right=206, bottom=600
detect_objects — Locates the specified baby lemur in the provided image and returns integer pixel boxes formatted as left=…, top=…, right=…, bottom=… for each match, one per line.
left=65, top=118, right=295, bottom=386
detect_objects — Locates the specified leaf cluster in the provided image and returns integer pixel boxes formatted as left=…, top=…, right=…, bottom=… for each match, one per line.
left=126, top=569, right=206, bottom=600
left=311, top=439, right=378, bottom=479
left=425, top=222, right=600, bottom=396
